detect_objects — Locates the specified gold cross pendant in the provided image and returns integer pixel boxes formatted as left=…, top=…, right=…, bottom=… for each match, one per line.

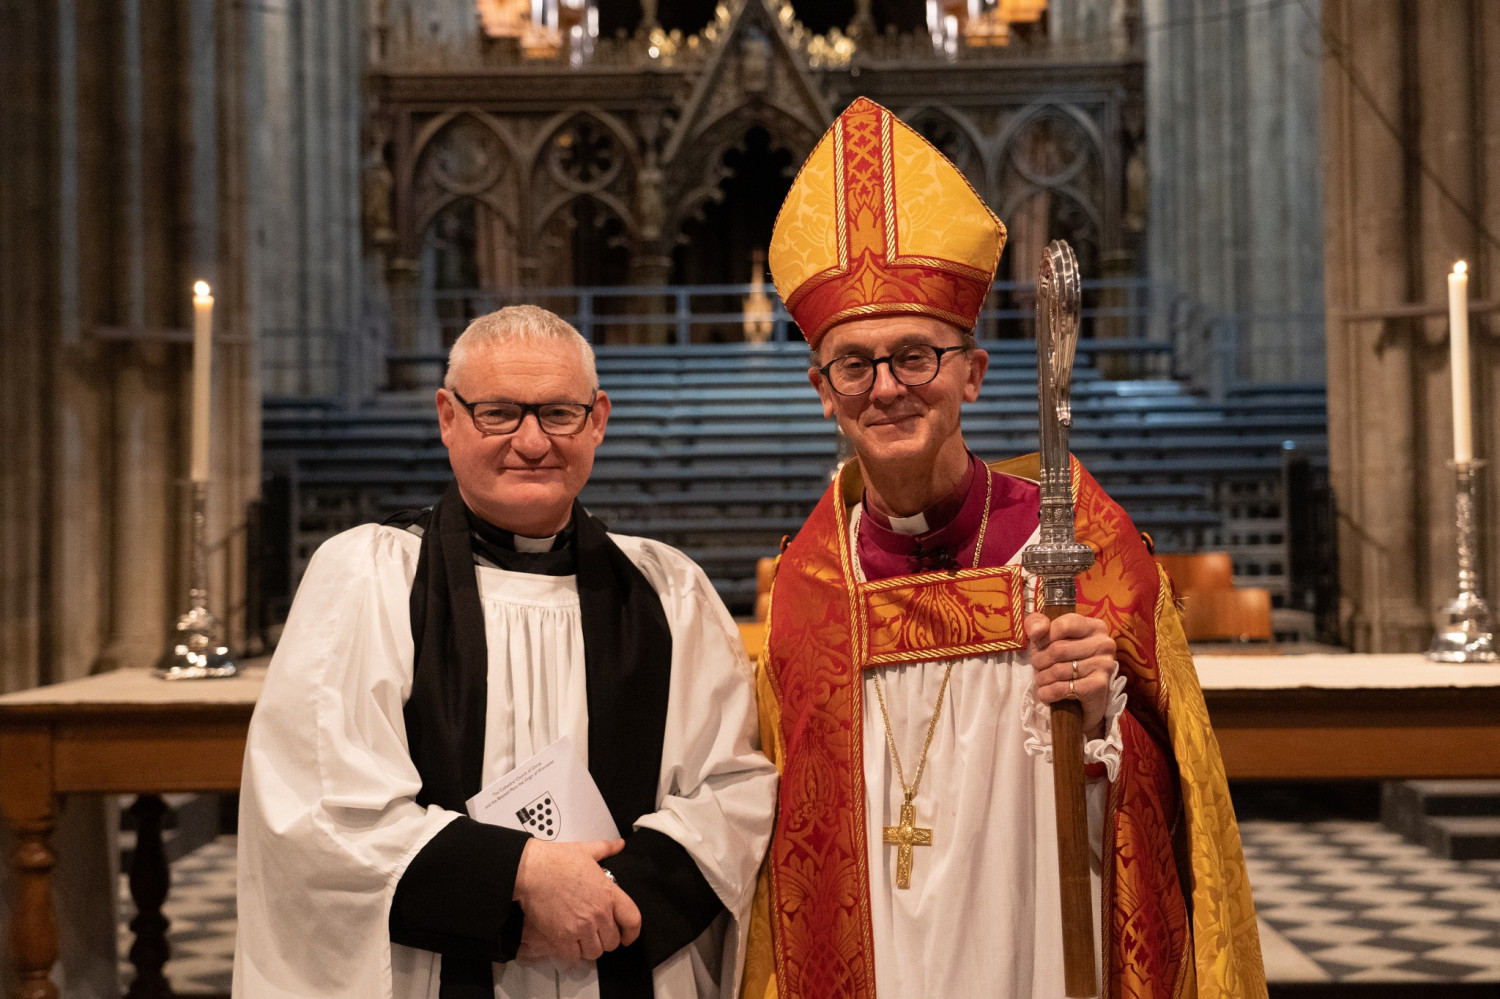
left=881, top=799, right=933, bottom=889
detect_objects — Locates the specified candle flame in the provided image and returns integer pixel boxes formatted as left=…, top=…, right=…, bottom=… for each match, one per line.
left=194, top=280, right=212, bottom=297
left=1455, top=261, right=1467, bottom=276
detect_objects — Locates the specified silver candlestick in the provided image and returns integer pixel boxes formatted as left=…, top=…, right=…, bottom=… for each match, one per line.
left=1427, top=459, right=1499, bottom=663
left=156, top=480, right=238, bottom=679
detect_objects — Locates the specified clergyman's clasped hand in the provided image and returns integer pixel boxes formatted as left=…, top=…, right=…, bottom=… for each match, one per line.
left=1024, top=611, right=1117, bottom=741
left=513, top=837, right=642, bottom=963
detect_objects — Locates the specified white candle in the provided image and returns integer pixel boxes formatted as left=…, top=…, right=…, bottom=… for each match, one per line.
left=191, top=281, right=214, bottom=483
left=1448, top=261, right=1472, bottom=464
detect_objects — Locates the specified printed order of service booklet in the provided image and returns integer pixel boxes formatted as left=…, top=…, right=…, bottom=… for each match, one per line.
left=466, top=735, right=621, bottom=842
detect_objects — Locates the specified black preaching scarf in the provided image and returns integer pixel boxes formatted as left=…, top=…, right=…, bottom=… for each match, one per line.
left=404, top=481, right=673, bottom=998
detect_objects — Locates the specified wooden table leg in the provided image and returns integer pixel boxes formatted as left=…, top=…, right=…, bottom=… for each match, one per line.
left=0, top=726, right=60, bottom=999
left=125, top=794, right=172, bottom=999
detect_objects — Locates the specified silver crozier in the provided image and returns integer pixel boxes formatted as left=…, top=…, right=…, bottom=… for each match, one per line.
left=1020, top=239, right=1097, bottom=997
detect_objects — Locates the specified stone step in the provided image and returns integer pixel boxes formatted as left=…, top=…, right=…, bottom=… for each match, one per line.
left=1381, top=780, right=1500, bottom=860
left=1421, top=816, right=1500, bottom=862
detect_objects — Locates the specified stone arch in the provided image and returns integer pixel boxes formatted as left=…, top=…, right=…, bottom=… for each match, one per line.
left=662, top=104, right=819, bottom=246
left=993, top=100, right=1106, bottom=186
left=529, top=107, right=642, bottom=195
left=411, top=108, right=523, bottom=179
left=994, top=101, right=1107, bottom=298
left=409, top=110, right=523, bottom=262
left=532, top=189, right=635, bottom=245
left=533, top=194, right=633, bottom=291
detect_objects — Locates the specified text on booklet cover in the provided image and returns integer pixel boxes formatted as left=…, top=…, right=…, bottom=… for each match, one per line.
left=465, top=735, right=620, bottom=842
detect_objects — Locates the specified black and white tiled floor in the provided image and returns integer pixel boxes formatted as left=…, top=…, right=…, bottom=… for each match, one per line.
left=1243, top=820, right=1500, bottom=984
left=117, top=836, right=237, bottom=995
left=119, top=824, right=1500, bottom=994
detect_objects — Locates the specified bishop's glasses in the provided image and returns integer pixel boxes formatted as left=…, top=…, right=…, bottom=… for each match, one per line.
left=818, top=343, right=969, bottom=396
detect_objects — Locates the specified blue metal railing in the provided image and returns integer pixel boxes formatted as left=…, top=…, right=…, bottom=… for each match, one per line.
left=404, top=277, right=1166, bottom=348
left=259, top=278, right=1326, bottom=403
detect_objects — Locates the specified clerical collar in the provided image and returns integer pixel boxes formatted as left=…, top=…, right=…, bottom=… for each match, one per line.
left=463, top=506, right=578, bottom=576
left=513, top=533, right=557, bottom=553
left=861, top=457, right=976, bottom=537
left=858, top=454, right=982, bottom=577
left=856, top=453, right=1040, bottom=581
left=886, top=510, right=930, bottom=535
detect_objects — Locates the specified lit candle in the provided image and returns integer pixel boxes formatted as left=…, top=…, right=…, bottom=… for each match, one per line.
left=1448, top=262, right=1472, bottom=464
left=191, top=281, right=214, bottom=483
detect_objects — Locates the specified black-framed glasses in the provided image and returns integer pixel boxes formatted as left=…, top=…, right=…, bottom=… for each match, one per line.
left=818, top=344, right=969, bottom=396
left=449, top=390, right=597, bottom=436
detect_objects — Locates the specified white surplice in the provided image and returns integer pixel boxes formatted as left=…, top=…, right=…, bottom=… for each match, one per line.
left=849, top=507, right=1126, bottom=998
left=234, top=524, right=777, bottom=999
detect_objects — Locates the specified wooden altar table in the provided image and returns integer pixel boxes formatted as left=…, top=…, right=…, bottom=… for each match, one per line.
left=2, top=653, right=1500, bottom=997
left=0, top=665, right=264, bottom=999
left=1193, top=653, right=1500, bottom=780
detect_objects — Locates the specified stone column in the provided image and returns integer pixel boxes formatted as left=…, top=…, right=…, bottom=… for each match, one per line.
left=0, top=0, right=268, bottom=991
left=98, top=344, right=175, bottom=673
left=255, top=0, right=365, bottom=399
left=1146, top=0, right=1325, bottom=384
left=626, top=149, right=671, bottom=345
left=386, top=257, right=425, bottom=385
left=1414, top=1, right=1485, bottom=629
left=1481, top=6, right=1500, bottom=605
left=1323, top=0, right=1418, bottom=651
left=1322, top=0, right=1499, bottom=651
left=0, top=0, right=55, bottom=698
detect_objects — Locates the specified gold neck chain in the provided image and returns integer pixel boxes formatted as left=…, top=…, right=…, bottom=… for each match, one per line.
left=871, top=660, right=957, bottom=808
left=869, top=467, right=992, bottom=889
left=968, top=465, right=993, bottom=569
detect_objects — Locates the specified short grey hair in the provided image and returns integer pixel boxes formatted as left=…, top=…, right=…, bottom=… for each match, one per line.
left=444, top=305, right=598, bottom=390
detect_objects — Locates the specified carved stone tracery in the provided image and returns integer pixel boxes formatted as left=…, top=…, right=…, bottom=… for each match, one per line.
left=373, top=1, right=1139, bottom=344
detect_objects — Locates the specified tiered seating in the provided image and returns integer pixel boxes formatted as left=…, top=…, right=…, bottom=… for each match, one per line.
left=262, top=341, right=1326, bottom=617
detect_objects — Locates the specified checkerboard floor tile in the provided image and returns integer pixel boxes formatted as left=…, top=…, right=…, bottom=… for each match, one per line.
left=117, top=824, right=1500, bottom=990
left=1242, top=820, right=1500, bottom=983
left=117, top=836, right=236, bottom=995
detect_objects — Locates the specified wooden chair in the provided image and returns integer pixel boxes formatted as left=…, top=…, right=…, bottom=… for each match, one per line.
left=1154, top=552, right=1234, bottom=593
left=1177, top=587, right=1272, bottom=642
left=754, top=556, right=776, bottom=621
left=733, top=556, right=779, bottom=661
left=1156, top=551, right=1272, bottom=642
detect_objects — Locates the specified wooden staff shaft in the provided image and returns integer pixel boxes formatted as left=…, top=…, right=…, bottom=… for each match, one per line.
left=1045, top=601, right=1098, bottom=998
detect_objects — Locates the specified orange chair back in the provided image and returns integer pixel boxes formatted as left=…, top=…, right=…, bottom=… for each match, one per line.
left=1155, top=551, right=1234, bottom=593
left=1177, top=587, right=1273, bottom=642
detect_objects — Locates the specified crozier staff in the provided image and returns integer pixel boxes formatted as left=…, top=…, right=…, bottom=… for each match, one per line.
left=236, top=305, right=777, bottom=999
left=739, top=97, right=1265, bottom=999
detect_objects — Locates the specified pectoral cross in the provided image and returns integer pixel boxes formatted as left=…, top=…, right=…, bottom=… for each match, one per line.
left=882, top=798, right=932, bottom=889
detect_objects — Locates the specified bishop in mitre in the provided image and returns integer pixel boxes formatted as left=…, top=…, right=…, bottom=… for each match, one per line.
left=739, top=97, right=1266, bottom=998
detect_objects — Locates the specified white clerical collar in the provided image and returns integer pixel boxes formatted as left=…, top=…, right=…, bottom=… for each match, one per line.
left=886, top=511, right=930, bottom=535
left=513, top=533, right=558, bottom=553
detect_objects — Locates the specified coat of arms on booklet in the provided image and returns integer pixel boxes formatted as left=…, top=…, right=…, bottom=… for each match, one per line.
left=516, top=793, right=559, bottom=841
left=465, top=735, right=620, bottom=842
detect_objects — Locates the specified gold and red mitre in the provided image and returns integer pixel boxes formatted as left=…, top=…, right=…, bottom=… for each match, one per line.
left=768, top=96, right=1007, bottom=348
